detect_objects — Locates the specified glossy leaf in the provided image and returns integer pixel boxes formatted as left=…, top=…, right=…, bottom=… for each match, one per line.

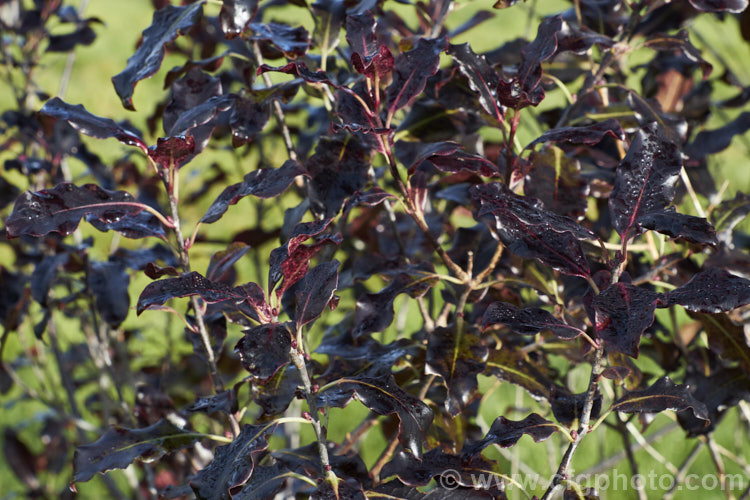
left=471, top=182, right=594, bottom=277
left=381, top=449, right=500, bottom=492
left=230, top=95, right=270, bottom=148
left=6, top=183, right=161, bottom=238
left=639, top=209, right=717, bottom=246
left=645, top=30, right=712, bottom=79
left=185, top=390, right=238, bottom=415
left=660, top=268, right=750, bottom=313
left=231, top=463, right=288, bottom=499
left=526, top=119, right=625, bottom=149
left=200, top=160, right=306, bottom=223
left=190, top=423, right=276, bottom=500
left=551, top=388, right=603, bottom=427
left=482, top=302, right=584, bottom=339
left=447, top=43, right=502, bottom=119
left=385, top=37, right=448, bottom=114
left=486, top=347, right=556, bottom=400
left=74, top=419, right=197, bottom=483
left=592, top=282, right=658, bottom=357
left=88, top=210, right=169, bottom=240
left=219, top=0, right=258, bottom=38
left=272, top=443, right=370, bottom=487
left=497, top=16, right=562, bottom=108
left=426, top=326, right=488, bottom=416
left=292, top=260, right=339, bottom=326
left=346, top=13, right=394, bottom=78
left=677, top=365, right=750, bottom=436
left=711, top=191, right=750, bottom=246
left=316, top=371, right=433, bottom=458
left=39, top=97, right=146, bottom=152
left=461, top=413, right=558, bottom=459
left=235, top=323, right=293, bottom=381
left=684, top=112, right=750, bottom=160
left=611, top=377, right=710, bottom=424
left=609, top=123, right=682, bottom=240
left=112, top=2, right=204, bottom=110
left=147, top=135, right=195, bottom=169
left=206, top=242, right=250, bottom=284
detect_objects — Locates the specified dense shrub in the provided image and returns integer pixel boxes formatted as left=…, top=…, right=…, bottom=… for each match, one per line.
left=2, top=0, right=750, bottom=498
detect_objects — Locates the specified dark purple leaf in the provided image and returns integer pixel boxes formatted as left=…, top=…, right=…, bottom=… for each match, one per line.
left=306, top=133, right=372, bottom=218
left=593, top=283, right=658, bottom=357
left=200, top=160, right=306, bottom=224
left=236, top=323, right=293, bottom=381
left=527, top=119, right=624, bottom=148
left=46, top=25, right=97, bottom=52
left=257, top=61, right=341, bottom=88
left=184, top=390, right=238, bottom=415
left=426, top=326, right=488, bottom=416
left=206, top=242, right=250, bottom=284
left=88, top=260, right=130, bottom=328
left=684, top=112, right=750, bottom=160
left=256, top=365, right=301, bottom=416
left=660, top=268, right=750, bottom=313
left=311, top=0, right=346, bottom=52
left=380, top=450, right=501, bottom=495
left=385, top=37, right=448, bottom=114
left=292, top=260, right=339, bottom=326
left=342, top=187, right=397, bottom=214
left=447, top=43, right=502, bottom=119
left=0, top=268, right=29, bottom=332
left=272, top=443, right=370, bottom=487
left=231, top=463, right=288, bottom=499
left=190, top=423, right=276, bottom=499
left=147, top=135, right=195, bottom=169
left=144, top=263, right=180, bottom=279
left=345, top=11, right=377, bottom=59
left=230, top=95, right=270, bottom=148
left=167, top=96, right=234, bottom=152
left=689, top=0, right=748, bottom=12
left=88, top=210, right=169, bottom=240
left=645, top=30, right=712, bottom=79
left=555, top=22, right=615, bottom=54
left=497, top=16, right=562, bottom=108
left=74, top=419, right=197, bottom=483
left=112, top=2, right=204, bottom=110
left=113, top=244, right=177, bottom=271
left=30, top=253, right=69, bottom=305
left=6, top=183, right=162, bottom=238
left=612, top=377, right=710, bottom=424
left=163, top=68, right=222, bottom=136
left=470, top=182, right=594, bottom=277
left=462, top=413, right=558, bottom=459
left=638, top=209, right=717, bottom=246
left=678, top=365, right=750, bottom=436
left=525, top=147, right=588, bottom=220
left=550, top=387, right=603, bottom=427
left=163, top=53, right=226, bottom=89
left=353, top=263, right=437, bottom=338
left=688, top=311, right=750, bottom=372
left=608, top=123, right=682, bottom=240
left=136, top=271, right=271, bottom=321
left=220, top=0, right=259, bottom=38
left=39, top=98, right=147, bottom=152
left=248, top=22, right=310, bottom=58
left=316, top=371, right=433, bottom=458
left=482, top=302, right=584, bottom=339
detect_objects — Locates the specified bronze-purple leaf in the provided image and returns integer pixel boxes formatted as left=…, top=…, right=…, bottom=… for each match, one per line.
left=426, top=326, right=488, bottom=416
left=200, top=160, right=306, bottom=224
left=292, top=260, right=339, bottom=326
left=219, top=0, right=258, bottom=38
left=39, top=98, right=147, bottom=152
left=73, top=419, right=197, bottom=483
left=236, top=323, right=293, bottom=381
left=316, top=371, right=433, bottom=459
left=88, top=211, right=169, bottom=241
left=470, top=182, right=594, bottom=277
left=385, top=37, right=448, bottom=114
left=593, top=283, right=658, bottom=357
left=482, top=302, right=584, bottom=339
left=659, top=267, right=750, bottom=313
left=147, top=135, right=195, bottom=169
left=230, top=95, right=270, bottom=148
left=611, top=376, right=710, bottom=424
left=448, top=43, right=502, bottom=120
left=461, top=413, right=558, bottom=459
left=346, top=13, right=393, bottom=78
left=525, top=147, right=588, bottom=220
left=6, top=183, right=161, bottom=238
left=184, top=390, right=238, bottom=415
left=551, top=387, right=603, bottom=427
left=526, top=118, right=625, bottom=149
left=608, top=123, right=682, bottom=240
left=645, top=30, right=713, bottom=79
left=189, top=423, right=277, bottom=499
left=257, top=61, right=341, bottom=88
left=206, top=242, right=250, bottom=284
left=112, top=2, right=204, bottom=110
